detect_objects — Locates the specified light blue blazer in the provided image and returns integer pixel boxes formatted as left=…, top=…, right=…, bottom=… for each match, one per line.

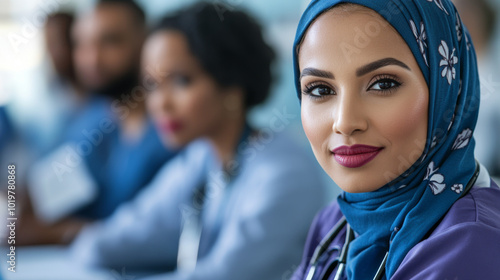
left=70, top=130, right=329, bottom=280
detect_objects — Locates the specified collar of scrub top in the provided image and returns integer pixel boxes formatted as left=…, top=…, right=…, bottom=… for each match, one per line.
left=293, top=0, right=481, bottom=278
left=177, top=122, right=254, bottom=271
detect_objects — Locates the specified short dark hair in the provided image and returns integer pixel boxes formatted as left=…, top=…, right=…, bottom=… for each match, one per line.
left=97, top=0, right=146, bottom=25
left=152, top=2, right=276, bottom=109
left=45, top=12, right=75, bottom=44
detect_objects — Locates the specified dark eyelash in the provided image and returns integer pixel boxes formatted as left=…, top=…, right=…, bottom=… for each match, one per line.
left=368, top=75, right=403, bottom=95
left=301, top=82, right=334, bottom=100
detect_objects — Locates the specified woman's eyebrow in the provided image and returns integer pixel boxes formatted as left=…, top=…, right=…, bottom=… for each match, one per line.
left=300, top=58, right=409, bottom=80
left=356, top=57, right=410, bottom=77
left=300, top=68, right=334, bottom=80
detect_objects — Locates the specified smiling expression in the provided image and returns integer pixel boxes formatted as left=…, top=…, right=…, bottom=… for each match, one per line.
left=298, top=5, right=429, bottom=193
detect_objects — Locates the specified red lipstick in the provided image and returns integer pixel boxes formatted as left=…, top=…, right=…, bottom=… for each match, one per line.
left=331, top=144, right=384, bottom=168
left=158, top=120, right=184, bottom=133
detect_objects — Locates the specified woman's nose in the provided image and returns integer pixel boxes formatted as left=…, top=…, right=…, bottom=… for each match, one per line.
left=332, top=93, right=368, bottom=136
left=148, top=89, right=174, bottom=115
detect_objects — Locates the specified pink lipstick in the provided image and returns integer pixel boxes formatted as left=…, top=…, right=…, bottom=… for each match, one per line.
left=331, top=144, right=384, bottom=168
left=158, top=120, right=184, bottom=133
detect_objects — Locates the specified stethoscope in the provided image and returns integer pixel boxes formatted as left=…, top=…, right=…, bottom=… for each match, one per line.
left=305, top=216, right=387, bottom=280
left=305, top=161, right=480, bottom=280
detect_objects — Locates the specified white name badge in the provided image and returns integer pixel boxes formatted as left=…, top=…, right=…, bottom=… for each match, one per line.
left=28, top=143, right=97, bottom=224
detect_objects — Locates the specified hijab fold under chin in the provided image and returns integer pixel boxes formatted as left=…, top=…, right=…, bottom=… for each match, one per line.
left=293, top=0, right=481, bottom=278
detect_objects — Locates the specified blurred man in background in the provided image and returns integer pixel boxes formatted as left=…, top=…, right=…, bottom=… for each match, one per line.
left=39, top=12, right=86, bottom=154
left=19, top=0, right=176, bottom=245
left=8, top=12, right=82, bottom=158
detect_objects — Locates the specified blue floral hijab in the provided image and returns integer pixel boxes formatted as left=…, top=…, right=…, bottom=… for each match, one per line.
left=293, top=0, right=480, bottom=278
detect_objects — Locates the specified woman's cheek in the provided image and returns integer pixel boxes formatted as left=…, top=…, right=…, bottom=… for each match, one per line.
left=301, top=101, right=334, bottom=165
left=147, top=91, right=165, bottom=121
left=302, top=103, right=325, bottom=145
left=375, top=90, right=428, bottom=165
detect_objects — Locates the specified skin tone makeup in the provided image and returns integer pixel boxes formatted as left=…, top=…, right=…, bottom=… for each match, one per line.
left=298, top=5, right=429, bottom=193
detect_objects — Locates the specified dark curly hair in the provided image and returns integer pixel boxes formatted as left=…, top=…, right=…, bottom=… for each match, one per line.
left=151, top=1, right=276, bottom=109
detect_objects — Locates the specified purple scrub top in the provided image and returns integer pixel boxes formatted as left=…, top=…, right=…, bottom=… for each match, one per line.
left=293, top=178, right=500, bottom=280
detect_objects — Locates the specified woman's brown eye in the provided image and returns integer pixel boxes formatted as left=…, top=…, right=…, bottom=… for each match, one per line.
left=173, top=75, right=192, bottom=87
left=317, top=87, right=333, bottom=95
left=370, top=79, right=401, bottom=91
left=305, top=85, right=335, bottom=97
left=378, top=81, right=394, bottom=90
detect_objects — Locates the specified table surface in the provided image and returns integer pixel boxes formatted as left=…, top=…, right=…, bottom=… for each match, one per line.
left=0, top=245, right=144, bottom=280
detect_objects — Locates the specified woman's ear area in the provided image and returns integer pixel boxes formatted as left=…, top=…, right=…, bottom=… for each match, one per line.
left=221, top=86, right=245, bottom=113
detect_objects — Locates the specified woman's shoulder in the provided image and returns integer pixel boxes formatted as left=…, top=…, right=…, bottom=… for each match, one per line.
left=392, top=180, right=500, bottom=279
left=433, top=178, right=500, bottom=234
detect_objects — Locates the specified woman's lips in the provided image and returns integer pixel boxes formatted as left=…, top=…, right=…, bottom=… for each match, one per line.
left=331, top=144, right=384, bottom=168
left=158, top=120, right=184, bottom=133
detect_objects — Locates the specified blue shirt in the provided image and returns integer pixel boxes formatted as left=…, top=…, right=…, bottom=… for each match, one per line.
left=63, top=97, right=177, bottom=219
left=0, top=107, right=12, bottom=151
left=71, top=130, right=329, bottom=279
left=0, top=107, right=10, bottom=151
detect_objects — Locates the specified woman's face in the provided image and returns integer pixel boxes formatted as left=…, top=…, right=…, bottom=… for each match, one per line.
left=298, top=8, right=429, bottom=193
left=143, top=31, right=237, bottom=148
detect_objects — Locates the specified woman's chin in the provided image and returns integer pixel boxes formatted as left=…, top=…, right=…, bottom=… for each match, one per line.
left=160, top=134, right=192, bottom=149
left=330, top=173, right=385, bottom=193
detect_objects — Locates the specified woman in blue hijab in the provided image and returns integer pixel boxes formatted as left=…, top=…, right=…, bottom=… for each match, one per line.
left=292, top=0, right=500, bottom=279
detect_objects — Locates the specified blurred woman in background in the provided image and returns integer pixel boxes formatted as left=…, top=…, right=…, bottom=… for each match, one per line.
left=71, top=2, right=328, bottom=279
